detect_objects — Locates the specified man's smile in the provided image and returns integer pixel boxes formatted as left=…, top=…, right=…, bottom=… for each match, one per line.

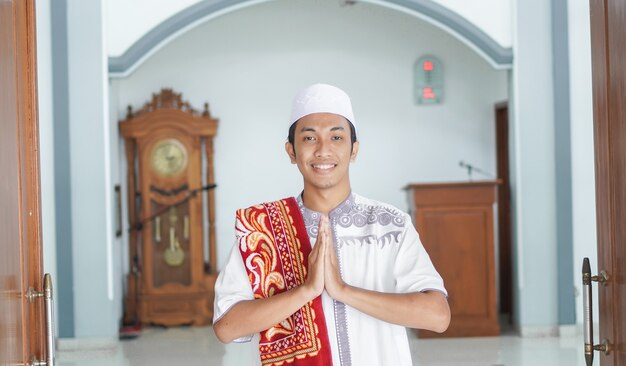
left=311, top=163, right=337, bottom=172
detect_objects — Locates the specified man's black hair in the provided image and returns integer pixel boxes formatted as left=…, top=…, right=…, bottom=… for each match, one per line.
left=287, top=119, right=358, bottom=147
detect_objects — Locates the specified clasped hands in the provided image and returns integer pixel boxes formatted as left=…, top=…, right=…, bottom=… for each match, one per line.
left=303, top=215, right=347, bottom=301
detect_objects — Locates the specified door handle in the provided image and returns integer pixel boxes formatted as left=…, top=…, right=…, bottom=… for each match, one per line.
left=582, top=257, right=611, bottom=366
left=43, top=273, right=55, bottom=366
left=24, top=273, right=55, bottom=366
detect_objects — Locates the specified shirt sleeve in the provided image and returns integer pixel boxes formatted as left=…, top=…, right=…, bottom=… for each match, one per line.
left=213, top=241, right=255, bottom=343
left=393, top=216, right=448, bottom=296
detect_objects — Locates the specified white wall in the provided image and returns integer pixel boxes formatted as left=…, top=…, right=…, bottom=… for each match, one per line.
left=568, top=0, right=598, bottom=328
left=110, top=0, right=508, bottom=269
left=433, top=0, right=512, bottom=47
left=106, top=0, right=203, bottom=56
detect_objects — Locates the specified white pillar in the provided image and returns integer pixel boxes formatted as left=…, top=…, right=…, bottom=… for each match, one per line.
left=65, top=0, right=118, bottom=343
left=511, top=0, right=559, bottom=336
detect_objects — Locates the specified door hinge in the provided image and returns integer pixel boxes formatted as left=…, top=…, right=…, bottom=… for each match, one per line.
left=593, top=339, right=612, bottom=355
left=591, top=270, right=609, bottom=286
left=25, top=286, right=44, bottom=303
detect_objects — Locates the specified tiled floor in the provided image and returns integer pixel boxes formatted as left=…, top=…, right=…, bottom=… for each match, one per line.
left=56, top=326, right=587, bottom=366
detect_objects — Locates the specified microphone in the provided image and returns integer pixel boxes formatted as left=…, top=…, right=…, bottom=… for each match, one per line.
left=459, top=161, right=492, bottom=180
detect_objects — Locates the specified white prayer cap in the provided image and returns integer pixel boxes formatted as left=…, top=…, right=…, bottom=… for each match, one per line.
left=290, top=83, right=355, bottom=128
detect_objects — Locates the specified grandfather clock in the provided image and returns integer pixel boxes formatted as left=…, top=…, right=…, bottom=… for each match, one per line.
left=119, top=89, right=218, bottom=326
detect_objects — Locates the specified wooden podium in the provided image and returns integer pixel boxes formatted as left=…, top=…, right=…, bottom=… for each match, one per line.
left=406, top=181, right=500, bottom=337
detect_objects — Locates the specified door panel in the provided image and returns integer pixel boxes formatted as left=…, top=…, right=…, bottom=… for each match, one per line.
left=590, top=0, right=626, bottom=364
left=0, top=1, right=27, bottom=363
left=0, top=0, right=46, bottom=364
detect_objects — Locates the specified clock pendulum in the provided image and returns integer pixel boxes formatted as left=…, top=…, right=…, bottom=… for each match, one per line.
left=163, top=207, right=184, bottom=267
left=164, top=227, right=185, bottom=267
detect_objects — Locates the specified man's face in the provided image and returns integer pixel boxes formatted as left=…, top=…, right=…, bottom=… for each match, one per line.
left=285, top=113, right=359, bottom=194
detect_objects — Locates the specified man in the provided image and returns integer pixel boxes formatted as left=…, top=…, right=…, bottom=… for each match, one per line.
left=213, top=83, right=450, bottom=366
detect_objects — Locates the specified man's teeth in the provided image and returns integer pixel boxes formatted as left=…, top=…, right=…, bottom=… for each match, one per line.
left=314, top=164, right=334, bottom=169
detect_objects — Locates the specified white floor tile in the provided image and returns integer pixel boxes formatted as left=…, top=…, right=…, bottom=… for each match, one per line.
left=56, top=326, right=587, bottom=366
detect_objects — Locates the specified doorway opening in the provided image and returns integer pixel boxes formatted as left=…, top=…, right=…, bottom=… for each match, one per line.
left=495, top=101, right=513, bottom=329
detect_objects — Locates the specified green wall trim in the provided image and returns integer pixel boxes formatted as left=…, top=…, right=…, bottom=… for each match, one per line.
left=51, top=0, right=75, bottom=338
left=552, top=0, right=575, bottom=325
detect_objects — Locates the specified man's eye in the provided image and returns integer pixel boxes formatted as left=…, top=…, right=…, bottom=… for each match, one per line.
left=304, top=136, right=315, bottom=141
left=331, top=136, right=343, bottom=141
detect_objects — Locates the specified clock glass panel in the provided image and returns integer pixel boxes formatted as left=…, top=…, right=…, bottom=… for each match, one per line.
left=150, top=138, right=188, bottom=177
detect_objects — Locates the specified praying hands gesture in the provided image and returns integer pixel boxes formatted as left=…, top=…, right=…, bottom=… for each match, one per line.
left=214, top=215, right=345, bottom=343
left=305, top=215, right=450, bottom=332
left=303, top=215, right=345, bottom=300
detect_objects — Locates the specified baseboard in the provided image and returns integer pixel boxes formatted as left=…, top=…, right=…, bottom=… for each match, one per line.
left=56, top=336, right=118, bottom=351
left=558, top=323, right=599, bottom=337
left=518, top=325, right=559, bottom=337
left=558, top=324, right=578, bottom=337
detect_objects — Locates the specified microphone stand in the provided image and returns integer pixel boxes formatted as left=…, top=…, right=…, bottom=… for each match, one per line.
left=459, top=161, right=493, bottom=181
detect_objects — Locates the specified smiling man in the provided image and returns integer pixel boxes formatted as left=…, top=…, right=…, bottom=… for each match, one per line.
left=213, top=84, right=450, bottom=366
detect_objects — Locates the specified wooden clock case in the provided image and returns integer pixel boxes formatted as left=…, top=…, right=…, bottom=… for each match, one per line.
left=119, top=89, right=218, bottom=326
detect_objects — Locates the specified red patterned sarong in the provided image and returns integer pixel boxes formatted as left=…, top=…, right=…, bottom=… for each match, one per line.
left=236, top=197, right=332, bottom=366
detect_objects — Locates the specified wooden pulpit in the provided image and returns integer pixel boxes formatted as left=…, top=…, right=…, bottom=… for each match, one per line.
left=406, top=181, right=500, bottom=337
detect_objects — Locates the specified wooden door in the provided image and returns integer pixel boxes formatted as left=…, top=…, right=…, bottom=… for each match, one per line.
left=589, top=0, right=626, bottom=364
left=495, top=102, right=512, bottom=323
left=0, top=0, right=47, bottom=364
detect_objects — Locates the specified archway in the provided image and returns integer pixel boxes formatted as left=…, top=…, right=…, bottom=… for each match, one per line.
left=108, top=0, right=512, bottom=77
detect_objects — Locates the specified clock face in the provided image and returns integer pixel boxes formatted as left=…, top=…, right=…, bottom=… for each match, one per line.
left=150, top=139, right=188, bottom=177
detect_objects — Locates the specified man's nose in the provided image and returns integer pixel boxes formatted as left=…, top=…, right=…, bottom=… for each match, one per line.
left=315, top=139, right=331, bottom=157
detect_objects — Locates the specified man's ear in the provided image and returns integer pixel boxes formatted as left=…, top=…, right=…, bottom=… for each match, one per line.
left=350, top=141, right=359, bottom=162
left=285, top=141, right=296, bottom=163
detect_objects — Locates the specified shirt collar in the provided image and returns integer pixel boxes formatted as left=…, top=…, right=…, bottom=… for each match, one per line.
left=296, top=191, right=355, bottom=222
